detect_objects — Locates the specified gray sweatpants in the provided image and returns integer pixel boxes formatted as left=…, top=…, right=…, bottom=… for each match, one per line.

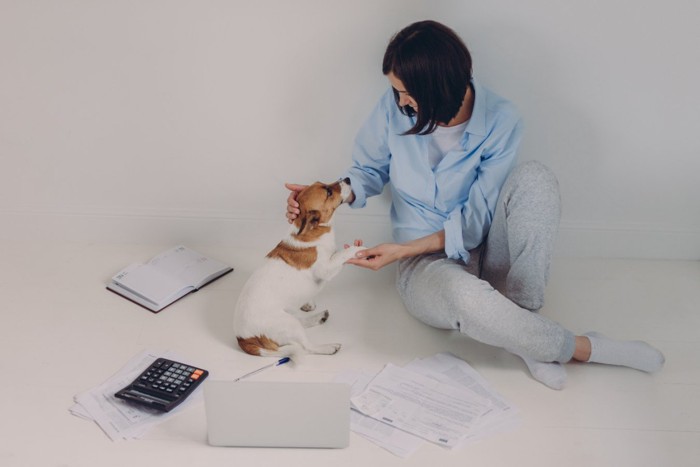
left=396, top=161, right=576, bottom=363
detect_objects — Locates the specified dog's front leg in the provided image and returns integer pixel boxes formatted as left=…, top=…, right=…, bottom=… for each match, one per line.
left=314, top=245, right=366, bottom=280
left=333, top=245, right=367, bottom=262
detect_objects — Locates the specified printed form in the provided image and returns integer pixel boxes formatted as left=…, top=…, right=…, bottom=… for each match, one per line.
left=70, top=349, right=203, bottom=441
left=405, top=353, right=521, bottom=446
left=351, top=363, right=492, bottom=448
left=335, top=370, right=424, bottom=458
left=336, top=353, right=520, bottom=456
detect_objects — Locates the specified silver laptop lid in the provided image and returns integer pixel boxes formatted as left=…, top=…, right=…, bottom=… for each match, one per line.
left=204, top=381, right=350, bottom=448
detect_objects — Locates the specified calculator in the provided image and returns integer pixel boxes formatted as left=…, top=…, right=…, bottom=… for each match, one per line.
left=115, top=358, right=209, bottom=412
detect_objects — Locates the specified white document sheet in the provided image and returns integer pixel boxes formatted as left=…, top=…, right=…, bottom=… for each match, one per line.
left=350, top=363, right=492, bottom=448
left=334, top=370, right=424, bottom=458
left=70, top=349, right=204, bottom=441
left=404, top=353, right=521, bottom=446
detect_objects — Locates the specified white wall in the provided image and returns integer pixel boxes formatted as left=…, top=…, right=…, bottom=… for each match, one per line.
left=1, top=0, right=698, bottom=258
left=430, top=0, right=700, bottom=259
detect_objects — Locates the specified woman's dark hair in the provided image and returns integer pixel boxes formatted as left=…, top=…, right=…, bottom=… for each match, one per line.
left=382, top=20, right=472, bottom=135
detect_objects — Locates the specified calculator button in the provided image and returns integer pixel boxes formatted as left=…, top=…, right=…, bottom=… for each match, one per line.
left=116, top=358, right=208, bottom=412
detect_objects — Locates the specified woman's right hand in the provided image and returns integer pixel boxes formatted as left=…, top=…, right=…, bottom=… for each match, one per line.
left=284, top=183, right=307, bottom=223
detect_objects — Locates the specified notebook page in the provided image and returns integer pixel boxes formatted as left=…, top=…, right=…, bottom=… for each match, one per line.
left=147, top=246, right=230, bottom=288
left=113, top=264, right=190, bottom=306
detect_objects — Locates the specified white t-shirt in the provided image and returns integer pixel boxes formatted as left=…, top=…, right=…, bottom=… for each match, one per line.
left=427, top=120, right=469, bottom=168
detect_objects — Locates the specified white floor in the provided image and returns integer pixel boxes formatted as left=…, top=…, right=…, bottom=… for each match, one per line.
left=1, top=241, right=698, bottom=467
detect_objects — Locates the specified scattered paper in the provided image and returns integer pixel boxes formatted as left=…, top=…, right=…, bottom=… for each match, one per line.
left=335, top=370, right=423, bottom=458
left=70, top=349, right=204, bottom=441
left=405, top=353, right=521, bottom=447
left=335, top=353, right=520, bottom=456
left=351, top=363, right=492, bottom=447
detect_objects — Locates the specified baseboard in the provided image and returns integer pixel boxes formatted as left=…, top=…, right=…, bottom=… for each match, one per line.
left=1, top=211, right=698, bottom=260
left=0, top=210, right=393, bottom=251
left=557, top=221, right=700, bottom=260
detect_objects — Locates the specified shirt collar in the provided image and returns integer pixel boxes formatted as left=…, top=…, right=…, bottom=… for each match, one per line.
left=465, top=78, right=487, bottom=136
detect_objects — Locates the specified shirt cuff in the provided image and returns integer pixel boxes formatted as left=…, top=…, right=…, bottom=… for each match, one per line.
left=343, top=173, right=368, bottom=209
left=443, top=210, right=471, bottom=264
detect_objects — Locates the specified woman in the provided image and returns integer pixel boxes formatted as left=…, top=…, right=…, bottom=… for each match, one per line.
left=286, top=20, right=664, bottom=389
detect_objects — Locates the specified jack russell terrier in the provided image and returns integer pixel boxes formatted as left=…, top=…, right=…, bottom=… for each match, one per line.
left=233, top=178, right=365, bottom=358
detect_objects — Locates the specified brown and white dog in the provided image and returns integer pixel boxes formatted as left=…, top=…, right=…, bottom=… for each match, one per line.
left=233, top=178, right=365, bottom=358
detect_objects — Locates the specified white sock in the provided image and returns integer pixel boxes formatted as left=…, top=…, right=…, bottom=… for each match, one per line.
left=584, top=332, right=665, bottom=373
left=510, top=351, right=567, bottom=390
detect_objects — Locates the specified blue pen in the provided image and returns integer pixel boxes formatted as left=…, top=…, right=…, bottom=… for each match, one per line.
left=233, top=357, right=291, bottom=382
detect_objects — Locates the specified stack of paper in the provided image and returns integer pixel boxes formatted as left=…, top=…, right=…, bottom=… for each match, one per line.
left=70, top=350, right=204, bottom=441
left=334, top=353, right=520, bottom=458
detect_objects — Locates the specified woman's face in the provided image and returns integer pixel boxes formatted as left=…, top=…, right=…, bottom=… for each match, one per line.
left=387, top=72, right=418, bottom=112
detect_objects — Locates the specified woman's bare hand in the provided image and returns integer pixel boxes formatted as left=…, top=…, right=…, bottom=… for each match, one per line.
left=344, top=242, right=407, bottom=271
left=284, top=183, right=307, bottom=223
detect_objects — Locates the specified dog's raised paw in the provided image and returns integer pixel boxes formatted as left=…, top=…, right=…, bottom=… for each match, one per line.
left=300, top=302, right=316, bottom=312
left=344, top=245, right=367, bottom=259
left=320, top=310, right=330, bottom=323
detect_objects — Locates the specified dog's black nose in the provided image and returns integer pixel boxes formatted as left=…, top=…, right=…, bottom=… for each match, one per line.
left=343, top=177, right=351, bottom=185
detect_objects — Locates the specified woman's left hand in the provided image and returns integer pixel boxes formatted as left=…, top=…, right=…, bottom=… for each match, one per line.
left=344, top=240, right=407, bottom=271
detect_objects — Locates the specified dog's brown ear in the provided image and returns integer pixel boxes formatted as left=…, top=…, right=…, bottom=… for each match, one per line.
left=304, top=210, right=321, bottom=232
left=296, top=216, right=307, bottom=236
left=296, top=209, right=321, bottom=235
left=308, top=210, right=321, bottom=226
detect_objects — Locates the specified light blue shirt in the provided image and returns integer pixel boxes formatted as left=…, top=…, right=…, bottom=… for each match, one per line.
left=343, top=79, right=523, bottom=265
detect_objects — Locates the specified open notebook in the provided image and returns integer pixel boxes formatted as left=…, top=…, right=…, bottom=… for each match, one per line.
left=107, top=246, right=233, bottom=313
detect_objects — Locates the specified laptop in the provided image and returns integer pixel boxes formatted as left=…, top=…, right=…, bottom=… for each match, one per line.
left=204, top=381, right=351, bottom=448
